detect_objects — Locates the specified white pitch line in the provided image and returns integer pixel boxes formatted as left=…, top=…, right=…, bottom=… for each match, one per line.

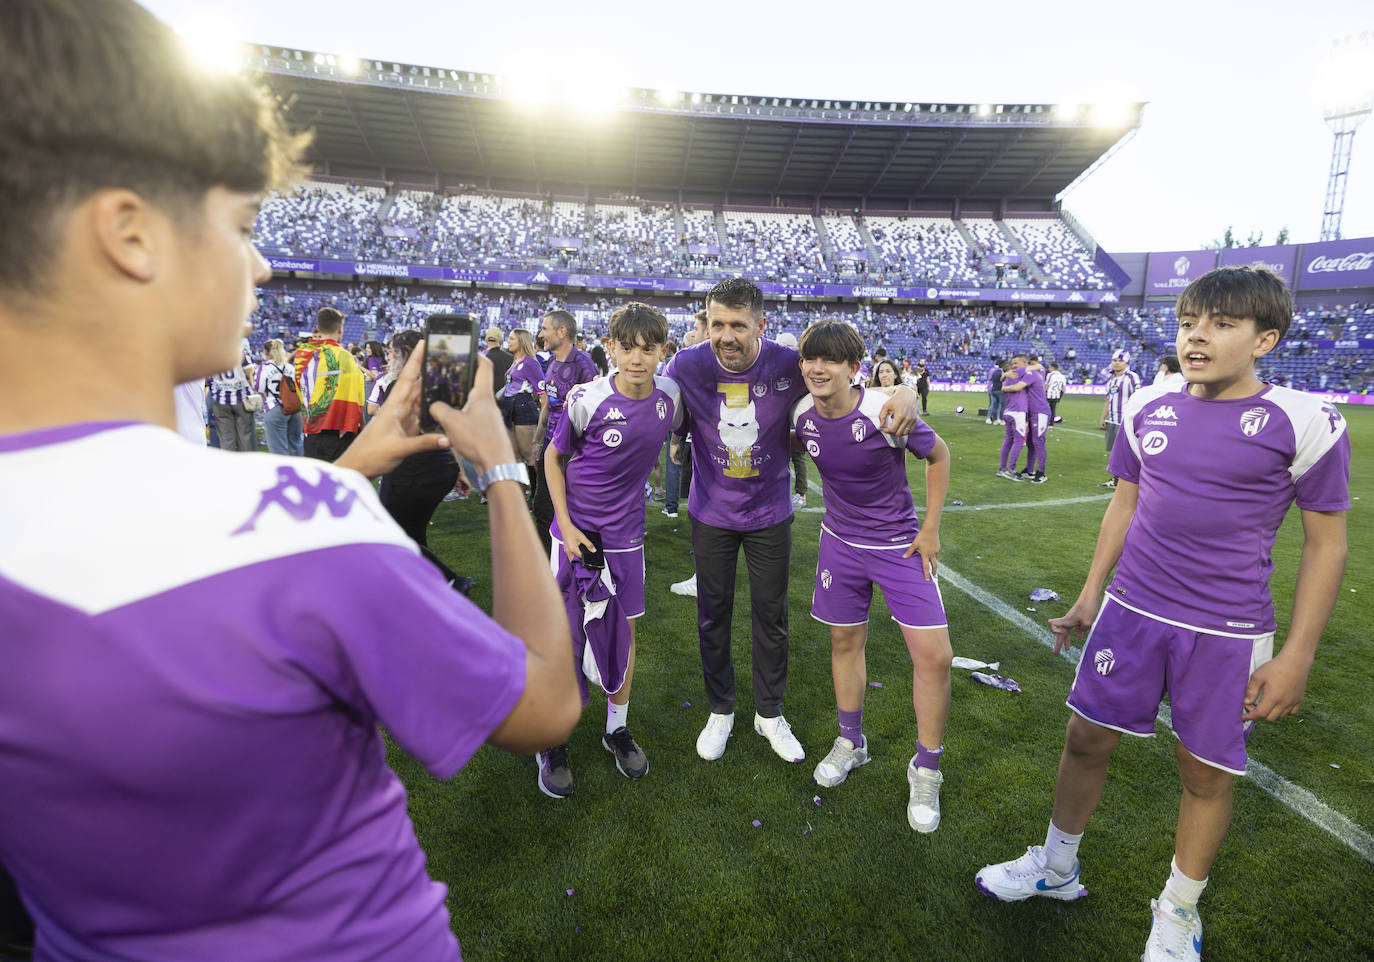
left=936, top=564, right=1374, bottom=866
left=800, top=480, right=1111, bottom=514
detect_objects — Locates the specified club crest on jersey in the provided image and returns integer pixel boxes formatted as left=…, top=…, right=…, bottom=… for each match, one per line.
left=806, top=439, right=821, bottom=458
left=1094, top=649, right=1115, bottom=676
left=820, top=568, right=833, bottom=590
left=656, top=398, right=667, bottom=421
left=752, top=382, right=767, bottom=398
left=232, top=465, right=380, bottom=534
left=775, top=376, right=791, bottom=392
left=603, top=428, right=623, bottom=448
left=1239, top=407, right=1270, bottom=437
left=851, top=419, right=866, bottom=443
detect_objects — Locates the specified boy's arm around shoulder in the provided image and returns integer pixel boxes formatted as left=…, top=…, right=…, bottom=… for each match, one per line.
left=1242, top=508, right=1347, bottom=722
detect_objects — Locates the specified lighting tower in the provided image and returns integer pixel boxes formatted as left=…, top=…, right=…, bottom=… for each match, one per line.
left=1320, top=34, right=1374, bottom=241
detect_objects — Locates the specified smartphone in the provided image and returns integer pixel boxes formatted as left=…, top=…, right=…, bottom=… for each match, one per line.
left=419, top=313, right=480, bottom=432
left=580, top=529, right=605, bottom=570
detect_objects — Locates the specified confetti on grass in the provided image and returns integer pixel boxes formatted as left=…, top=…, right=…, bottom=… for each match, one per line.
left=752, top=819, right=762, bottom=828
left=566, top=889, right=575, bottom=896
left=813, top=796, right=822, bottom=806
left=868, top=681, right=883, bottom=688
left=682, top=701, right=691, bottom=707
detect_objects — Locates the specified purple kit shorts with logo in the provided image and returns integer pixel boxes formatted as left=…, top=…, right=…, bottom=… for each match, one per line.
left=1067, top=597, right=1274, bottom=775
left=810, top=527, right=947, bottom=630
left=550, top=538, right=647, bottom=619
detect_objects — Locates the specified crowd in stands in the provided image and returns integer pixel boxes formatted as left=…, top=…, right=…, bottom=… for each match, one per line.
left=252, top=181, right=1122, bottom=290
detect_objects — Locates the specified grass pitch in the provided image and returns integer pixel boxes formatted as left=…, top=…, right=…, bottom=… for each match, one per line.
left=409, top=394, right=1374, bottom=961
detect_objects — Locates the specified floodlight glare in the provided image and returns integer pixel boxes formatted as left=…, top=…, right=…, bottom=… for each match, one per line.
left=1053, top=103, right=1081, bottom=121
left=337, top=54, right=361, bottom=76
left=691, top=92, right=701, bottom=104
left=976, top=103, right=991, bottom=116
left=1088, top=102, right=1133, bottom=127
left=656, top=89, right=679, bottom=105
left=177, top=19, right=242, bottom=73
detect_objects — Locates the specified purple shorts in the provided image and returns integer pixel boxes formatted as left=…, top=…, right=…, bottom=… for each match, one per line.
left=810, top=527, right=947, bottom=630
left=1003, top=410, right=1026, bottom=436
left=1067, top=597, right=1274, bottom=775
left=550, top=538, right=646, bottom=619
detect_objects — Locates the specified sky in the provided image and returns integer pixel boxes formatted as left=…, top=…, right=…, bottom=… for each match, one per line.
left=144, top=0, right=1374, bottom=254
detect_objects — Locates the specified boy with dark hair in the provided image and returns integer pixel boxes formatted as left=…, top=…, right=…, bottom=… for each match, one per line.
left=791, top=321, right=954, bottom=832
left=294, top=306, right=367, bottom=461
left=532, top=309, right=599, bottom=555
left=0, top=3, right=579, bottom=958
left=537, top=303, right=682, bottom=796
left=976, top=267, right=1349, bottom=962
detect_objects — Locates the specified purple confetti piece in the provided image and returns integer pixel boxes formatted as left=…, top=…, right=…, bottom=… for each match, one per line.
left=970, top=671, right=1021, bottom=693
left=813, top=795, right=822, bottom=806
left=566, top=889, right=575, bottom=896
left=803, top=828, right=811, bottom=835
left=575, top=927, right=580, bottom=933
left=951, top=499, right=964, bottom=506
left=868, top=681, right=883, bottom=688
left=682, top=701, right=691, bottom=708
left=752, top=819, right=761, bottom=828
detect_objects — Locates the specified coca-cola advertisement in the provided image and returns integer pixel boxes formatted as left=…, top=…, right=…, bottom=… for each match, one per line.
left=1220, top=244, right=1297, bottom=282
left=1297, top=236, right=1374, bottom=290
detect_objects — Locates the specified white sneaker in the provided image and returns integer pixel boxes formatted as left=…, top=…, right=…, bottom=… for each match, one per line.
left=906, top=760, right=943, bottom=833
left=791, top=492, right=806, bottom=508
left=1143, top=896, right=1203, bottom=962
left=975, top=845, right=1088, bottom=902
left=813, top=735, right=869, bottom=787
left=670, top=574, right=697, bottom=597
left=985, top=417, right=994, bottom=424
left=754, top=713, right=805, bottom=762
left=695, top=712, right=734, bottom=760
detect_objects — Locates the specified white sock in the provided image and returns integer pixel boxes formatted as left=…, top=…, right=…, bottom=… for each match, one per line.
left=606, top=700, right=628, bottom=734
left=1043, top=822, right=1083, bottom=875
left=1162, top=857, right=1207, bottom=911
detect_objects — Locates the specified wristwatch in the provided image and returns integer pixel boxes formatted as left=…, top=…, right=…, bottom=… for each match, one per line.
left=474, top=462, right=530, bottom=494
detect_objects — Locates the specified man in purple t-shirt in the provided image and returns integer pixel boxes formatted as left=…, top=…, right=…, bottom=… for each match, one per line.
left=532, top=309, right=600, bottom=556
left=0, top=8, right=579, bottom=957
left=538, top=303, right=682, bottom=797
left=791, top=321, right=954, bottom=834
left=997, top=353, right=1032, bottom=480
left=977, top=267, right=1350, bottom=962
left=666, top=278, right=920, bottom=765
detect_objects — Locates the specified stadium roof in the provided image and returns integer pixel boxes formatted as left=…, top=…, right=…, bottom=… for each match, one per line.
left=249, top=46, right=1143, bottom=210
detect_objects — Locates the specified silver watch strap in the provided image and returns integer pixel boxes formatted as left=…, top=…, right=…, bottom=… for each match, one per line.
left=475, top=462, right=530, bottom=493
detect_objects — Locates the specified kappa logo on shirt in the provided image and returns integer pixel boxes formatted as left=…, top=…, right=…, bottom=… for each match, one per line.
left=605, top=407, right=626, bottom=422
left=801, top=419, right=817, bottom=434
left=232, top=465, right=380, bottom=534
left=1239, top=407, right=1270, bottom=437
left=1145, top=404, right=1178, bottom=426
left=1321, top=403, right=1344, bottom=434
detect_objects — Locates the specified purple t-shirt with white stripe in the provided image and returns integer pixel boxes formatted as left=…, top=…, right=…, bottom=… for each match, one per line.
left=550, top=374, right=682, bottom=548
left=0, top=423, right=527, bottom=961
left=1107, top=383, right=1350, bottom=634
left=666, top=339, right=808, bottom=530
left=505, top=356, right=544, bottom=397
left=1022, top=368, right=1049, bottom=414
left=1003, top=367, right=1030, bottom=413
left=542, top=348, right=599, bottom=443
left=793, top=389, right=938, bottom=547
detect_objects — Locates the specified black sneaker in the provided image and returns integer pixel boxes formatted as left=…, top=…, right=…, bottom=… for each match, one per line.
left=536, top=743, right=574, bottom=798
left=1014, top=470, right=1033, bottom=481
left=1031, top=472, right=1048, bottom=484
left=602, top=726, right=649, bottom=779
left=1098, top=478, right=1117, bottom=488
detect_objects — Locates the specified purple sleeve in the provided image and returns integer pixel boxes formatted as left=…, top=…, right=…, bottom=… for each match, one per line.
left=905, top=419, right=938, bottom=460
left=1295, top=432, right=1351, bottom=512
left=311, top=546, right=527, bottom=779
left=1107, top=416, right=1141, bottom=483
left=577, top=353, right=599, bottom=384
left=550, top=390, right=582, bottom=456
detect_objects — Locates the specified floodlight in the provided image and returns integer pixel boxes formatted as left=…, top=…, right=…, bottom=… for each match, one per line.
left=976, top=103, right=990, bottom=116
left=177, top=19, right=242, bottom=73
left=691, top=92, right=702, bottom=104
left=1053, top=103, right=1081, bottom=121
left=657, top=89, right=679, bottom=105
left=1088, top=102, right=1133, bottom=127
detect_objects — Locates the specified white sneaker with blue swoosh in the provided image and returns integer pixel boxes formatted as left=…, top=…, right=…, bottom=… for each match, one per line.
left=974, top=846, right=1088, bottom=902
left=1142, top=895, right=1202, bottom=961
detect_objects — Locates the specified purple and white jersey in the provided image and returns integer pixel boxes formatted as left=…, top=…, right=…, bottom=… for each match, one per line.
left=551, top=374, right=683, bottom=548
left=1108, top=383, right=1351, bottom=635
left=0, top=422, right=527, bottom=961
left=1002, top=368, right=1030, bottom=413
left=1023, top=368, right=1049, bottom=414
left=1104, top=368, right=1142, bottom=424
left=542, top=348, right=599, bottom=443
left=367, top=371, right=394, bottom=406
left=505, top=356, right=544, bottom=398
left=209, top=343, right=253, bottom=405
left=254, top=361, right=289, bottom=413
left=793, top=389, right=938, bottom=548
left=667, top=339, right=808, bottom=530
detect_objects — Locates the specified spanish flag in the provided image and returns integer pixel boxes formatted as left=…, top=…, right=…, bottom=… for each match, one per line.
left=293, top=338, right=366, bottom=435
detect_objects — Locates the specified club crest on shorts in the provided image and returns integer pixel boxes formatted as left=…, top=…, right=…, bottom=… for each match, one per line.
left=656, top=398, right=667, bottom=421
left=1094, top=648, right=1115, bottom=676
left=1239, top=407, right=1269, bottom=437
left=851, top=419, right=866, bottom=443
left=820, top=568, right=832, bottom=590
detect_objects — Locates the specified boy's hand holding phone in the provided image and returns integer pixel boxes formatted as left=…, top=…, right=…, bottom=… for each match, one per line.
left=427, top=356, right=517, bottom=474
